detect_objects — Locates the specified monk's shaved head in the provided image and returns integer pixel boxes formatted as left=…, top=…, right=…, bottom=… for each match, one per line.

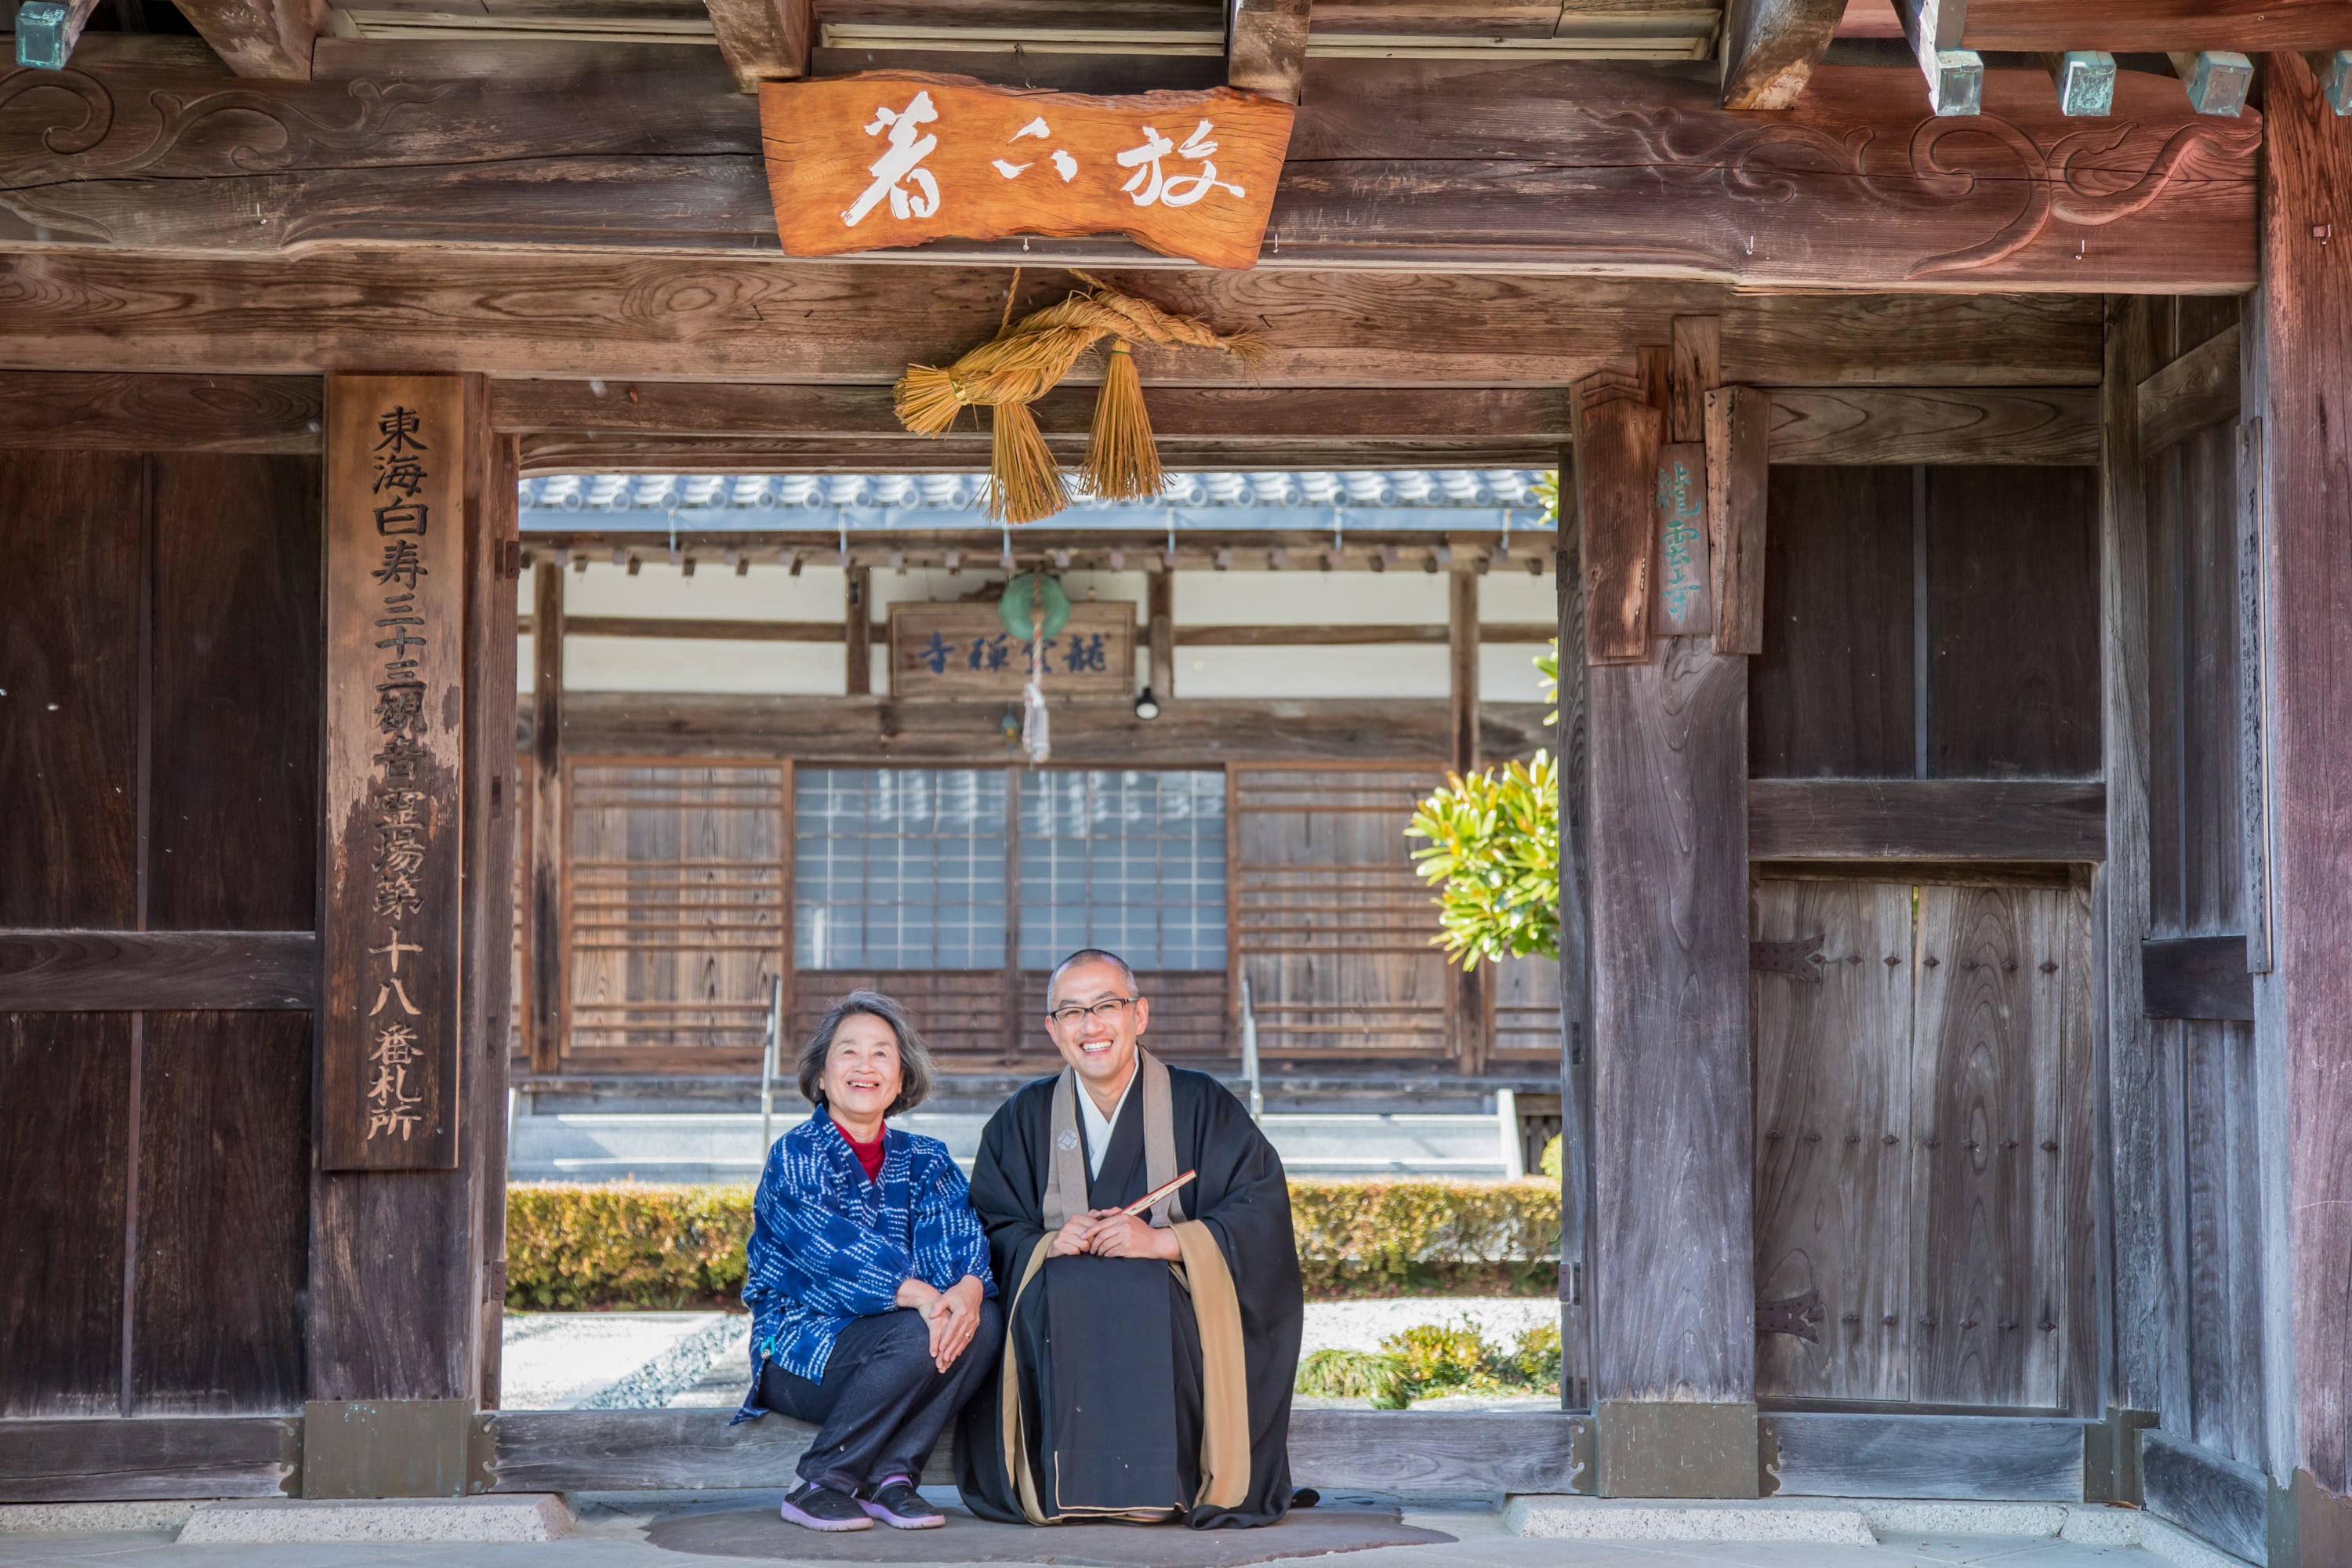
left=1047, top=948, right=1136, bottom=1008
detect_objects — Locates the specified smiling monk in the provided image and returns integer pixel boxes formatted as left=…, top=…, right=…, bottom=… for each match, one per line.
left=955, top=949, right=1305, bottom=1529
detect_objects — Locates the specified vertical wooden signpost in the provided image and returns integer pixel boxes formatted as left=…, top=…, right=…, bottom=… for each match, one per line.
left=322, top=376, right=466, bottom=1171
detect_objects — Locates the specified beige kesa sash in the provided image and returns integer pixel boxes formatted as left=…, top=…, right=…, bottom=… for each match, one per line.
left=1000, top=1052, right=1249, bottom=1523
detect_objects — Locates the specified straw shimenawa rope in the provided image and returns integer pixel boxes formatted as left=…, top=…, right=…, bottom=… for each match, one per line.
left=894, top=273, right=1264, bottom=524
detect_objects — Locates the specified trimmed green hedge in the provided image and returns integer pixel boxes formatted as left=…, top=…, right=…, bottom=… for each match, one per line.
left=506, top=1178, right=1560, bottom=1310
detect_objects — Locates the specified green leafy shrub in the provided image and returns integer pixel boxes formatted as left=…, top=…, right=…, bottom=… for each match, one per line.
left=1383, top=1320, right=1494, bottom=1392
left=509, top=1177, right=1560, bottom=1311
left=1508, top=1323, right=1562, bottom=1388
left=1539, top=1134, right=1563, bottom=1181
left=1295, top=1348, right=1409, bottom=1409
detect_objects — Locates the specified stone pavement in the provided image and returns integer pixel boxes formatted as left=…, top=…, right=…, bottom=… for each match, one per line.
left=0, top=1492, right=2245, bottom=1568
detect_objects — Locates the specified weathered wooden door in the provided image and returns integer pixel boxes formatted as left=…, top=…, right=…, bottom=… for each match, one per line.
left=1751, top=875, right=2093, bottom=1411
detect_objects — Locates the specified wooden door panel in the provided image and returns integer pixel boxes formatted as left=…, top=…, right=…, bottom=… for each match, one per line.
left=1910, top=883, right=2078, bottom=1409
left=1751, top=878, right=1915, bottom=1403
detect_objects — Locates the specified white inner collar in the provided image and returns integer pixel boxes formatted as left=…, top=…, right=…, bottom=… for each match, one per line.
left=1077, top=1068, right=1138, bottom=1181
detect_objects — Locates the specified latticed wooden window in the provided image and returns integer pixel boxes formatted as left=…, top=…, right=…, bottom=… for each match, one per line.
left=1018, top=770, right=1226, bottom=971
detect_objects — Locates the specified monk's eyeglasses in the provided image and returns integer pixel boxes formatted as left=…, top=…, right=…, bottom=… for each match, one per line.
left=1047, top=996, right=1137, bottom=1026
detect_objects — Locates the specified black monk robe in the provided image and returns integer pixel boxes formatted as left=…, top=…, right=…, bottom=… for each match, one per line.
left=955, top=1054, right=1303, bottom=1528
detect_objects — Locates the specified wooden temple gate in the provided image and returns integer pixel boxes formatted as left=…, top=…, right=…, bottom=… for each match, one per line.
left=2, top=9, right=2352, bottom=1562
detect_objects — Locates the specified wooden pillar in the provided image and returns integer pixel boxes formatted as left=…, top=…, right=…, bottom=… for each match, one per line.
left=1579, top=346, right=1756, bottom=1497
left=528, top=558, right=564, bottom=1077
left=306, top=372, right=503, bottom=1494
left=2097, top=296, right=2189, bottom=1438
left=1450, top=568, right=1487, bottom=1075
left=2247, top=52, right=2352, bottom=1564
left=845, top=564, right=872, bottom=696
left=1554, top=460, right=1597, bottom=1414
left=1148, top=567, right=1176, bottom=702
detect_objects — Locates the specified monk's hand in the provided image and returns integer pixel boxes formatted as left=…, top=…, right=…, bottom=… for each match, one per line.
left=1048, top=1215, right=1098, bottom=1257
left=1082, top=1212, right=1181, bottom=1261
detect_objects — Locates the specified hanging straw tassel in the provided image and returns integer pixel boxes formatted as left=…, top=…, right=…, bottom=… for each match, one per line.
left=893, top=275, right=1259, bottom=523
left=1081, top=341, right=1163, bottom=503
left=989, top=401, right=1068, bottom=525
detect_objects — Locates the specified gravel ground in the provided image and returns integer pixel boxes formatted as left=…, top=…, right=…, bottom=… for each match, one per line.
left=499, top=1297, right=1555, bottom=1410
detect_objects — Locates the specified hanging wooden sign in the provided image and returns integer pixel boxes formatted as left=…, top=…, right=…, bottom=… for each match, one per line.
left=889, top=601, right=1137, bottom=701
left=321, top=375, right=466, bottom=1171
left=759, top=73, right=1294, bottom=270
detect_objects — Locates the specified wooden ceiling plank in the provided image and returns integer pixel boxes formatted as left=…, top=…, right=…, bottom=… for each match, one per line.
left=705, top=0, right=811, bottom=90
left=169, top=0, right=321, bottom=78
left=0, top=371, right=322, bottom=451
left=1719, top=0, right=1846, bottom=111
left=1228, top=0, right=1312, bottom=103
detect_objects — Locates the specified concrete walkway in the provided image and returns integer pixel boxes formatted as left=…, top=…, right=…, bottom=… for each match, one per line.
left=0, top=1492, right=2241, bottom=1568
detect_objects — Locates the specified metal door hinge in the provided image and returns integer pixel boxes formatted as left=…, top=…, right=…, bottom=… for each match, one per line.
left=1757, top=1290, right=1824, bottom=1341
left=1751, top=935, right=1825, bottom=982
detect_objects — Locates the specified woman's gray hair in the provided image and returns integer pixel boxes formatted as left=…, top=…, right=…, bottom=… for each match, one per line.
left=796, top=989, right=934, bottom=1117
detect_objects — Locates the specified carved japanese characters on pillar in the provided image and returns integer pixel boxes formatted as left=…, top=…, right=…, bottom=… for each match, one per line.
left=323, top=375, right=465, bottom=1171
left=759, top=74, right=1294, bottom=269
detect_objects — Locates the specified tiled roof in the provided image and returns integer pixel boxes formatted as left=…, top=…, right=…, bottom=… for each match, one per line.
left=519, top=470, right=1558, bottom=532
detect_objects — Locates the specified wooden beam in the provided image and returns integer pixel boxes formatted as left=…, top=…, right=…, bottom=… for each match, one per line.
left=481, top=1407, right=1581, bottom=1495
left=1705, top=386, right=1769, bottom=656
left=1719, top=0, right=1847, bottom=111
left=1767, top=386, right=2098, bottom=466
left=2140, top=1430, right=2270, bottom=1566
left=1746, top=779, right=2106, bottom=860
left=473, top=422, right=521, bottom=1410
left=516, top=537, right=1552, bottom=575
left=0, top=372, right=321, bottom=452
left=0, top=1416, right=298, bottom=1501
left=0, top=252, right=2112, bottom=386
left=2136, top=323, right=2241, bottom=454
left=1669, top=316, right=1719, bottom=447
left=2141, top=935, right=2255, bottom=1022
left=2249, top=47, right=2352, bottom=1511
left=1765, top=1413, right=2087, bottom=1501
left=169, top=0, right=318, bottom=79
left=1227, top=0, right=1309, bottom=106
left=0, top=930, right=317, bottom=1011
left=2171, top=50, right=2254, bottom=118
left=1146, top=571, right=1175, bottom=701
left=1895, top=0, right=1983, bottom=116
left=844, top=564, right=871, bottom=697
left=1449, top=567, right=1484, bottom=1076
left=526, top=694, right=1555, bottom=767
left=1958, top=2, right=2352, bottom=53
left=703, top=0, right=811, bottom=93
left=528, top=561, right=564, bottom=1078
left=0, top=55, right=2259, bottom=290
left=490, top=382, right=1575, bottom=443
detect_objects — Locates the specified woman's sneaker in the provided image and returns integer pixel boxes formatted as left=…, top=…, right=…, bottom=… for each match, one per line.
left=858, top=1475, right=946, bottom=1530
left=779, top=1482, right=873, bottom=1531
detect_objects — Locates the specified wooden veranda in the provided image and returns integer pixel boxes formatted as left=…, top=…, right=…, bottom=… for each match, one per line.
left=2, top=5, right=2352, bottom=1562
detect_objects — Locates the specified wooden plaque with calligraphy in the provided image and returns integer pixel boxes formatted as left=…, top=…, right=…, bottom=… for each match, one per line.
left=1653, top=441, right=1713, bottom=637
left=760, top=73, right=1294, bottom=270
left=321, top=376, right=465, bottom=1171
left=889, top=601, right=1136, bottom=701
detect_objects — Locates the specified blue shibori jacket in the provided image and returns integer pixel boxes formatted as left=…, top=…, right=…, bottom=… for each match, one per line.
left=731, top=1111, right=994, bottom=1424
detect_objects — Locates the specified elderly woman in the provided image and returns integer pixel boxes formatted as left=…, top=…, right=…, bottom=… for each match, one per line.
left=733, top=991, right=1001, bottom=1533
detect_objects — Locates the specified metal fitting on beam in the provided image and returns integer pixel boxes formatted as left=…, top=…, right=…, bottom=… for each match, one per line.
left=2309, top=50, right=2352, bottom=116
left=2172, top=50, right=2254, bottom=117
left=2044, top=51, right=2116, bottom=118
left=14, top=0, right=102, bottom=70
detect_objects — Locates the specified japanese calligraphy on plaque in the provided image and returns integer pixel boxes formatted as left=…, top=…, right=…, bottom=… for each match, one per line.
left=890, top=601, right=1136, bottom=701
left=322, top=376, right=465, bottom=1171
left=1653, top=442, right=1713, bottom=637
left=760, top=74, right=1294, bottom=270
